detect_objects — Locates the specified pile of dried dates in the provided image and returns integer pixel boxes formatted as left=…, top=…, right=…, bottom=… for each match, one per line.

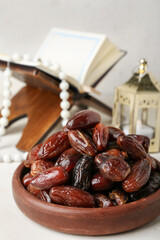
left=23, top=110, right=160, bottom=208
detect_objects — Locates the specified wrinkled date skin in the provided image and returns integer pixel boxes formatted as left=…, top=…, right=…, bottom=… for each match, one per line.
left=94, top=153, right=107, bottom=167
left=108, top=127, right=125, bottom=141
left=66, top=110, right=101, bottom=130
left=72, top=155, right=92, bottom=190
left=94, top=194, right=114, bottom=208
left=123, top=158, right=151, bottom=193
left=30, top=166, right=69, bottom=190
left=94, top=150, right=127, bottom=168
left=99, top=155, right=131, bottom=182
left=38, top=131, right=70, bottom=160
left=93, top=123, right=109, bottom=151
left=128, top=134, right=150, bottom=153
left=55, top=147, right=82, bottom=172
left=130, top=172, right=160, bottom=201
left=49, top=186, right=95, bottom=207
left=27, top=184, right=51, bottom=202
left=109, top=189, right=128, bottom=205
left=22, top=172, right=33, bottom=187
left=24, top=143, right=43, bottom=168
left=117, top=135, right=147, bottom=160
left=31, top=160, right=55, bottom=176
left=147, top=155, right=157, bottom=171
left=105, top=149, right=128, bottom=160
left=68, top=130, right=97, bottom=156
left=91, top=172, right=114, bottom=191
left=37, top=190, right=52, bottom=202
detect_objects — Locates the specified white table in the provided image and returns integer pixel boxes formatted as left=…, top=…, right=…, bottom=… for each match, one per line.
left=0, top=0, right=160, bottom=239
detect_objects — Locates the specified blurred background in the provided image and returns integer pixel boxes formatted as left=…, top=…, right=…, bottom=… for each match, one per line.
left=1, top=0, right=160, bottom=108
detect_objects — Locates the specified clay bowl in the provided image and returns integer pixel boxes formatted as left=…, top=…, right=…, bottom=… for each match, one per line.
left=12, top=162, right=160, bottom=236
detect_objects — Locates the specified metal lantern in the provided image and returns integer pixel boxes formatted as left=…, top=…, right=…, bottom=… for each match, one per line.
left=112, top=59, right=160, bottom=152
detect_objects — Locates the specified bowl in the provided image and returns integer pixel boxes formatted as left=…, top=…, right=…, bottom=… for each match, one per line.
left=12, top=162, right=160, bottom=236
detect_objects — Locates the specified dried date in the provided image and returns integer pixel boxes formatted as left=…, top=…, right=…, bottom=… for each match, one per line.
left=147, top=155, right=157, bottom=171
left=72, top=155, right=92, bottom=190
left=68, top=130, right=97, bottom=156
left=93, top=123, right=109, bottom=151
left=129, top=172, right=160, bottom=201
left=31, top=160, right=54, bottom=176
left=108, top=126, right=125, bottom=141
left=123, top=158, right=151, bottom=192
left=38, top=131, right=70, bottom=160
left=117, top=135, right=147, bottom=160
left=94, top=194, right=114, bottom=208
left=99, top=156, right=131, bottom=182
left=128, top=134, right=150, bottom=153
left=22, top=172, right=33, bottom=187
left=49, top=186, right=95, bottom=207
left=24, top=143, right=42, bottom=168
left=27, top=184, right=51, bottom=202
left=30, top=166, right=69, bottom=190
left=55, top=147, right=82, bottom=172
left=109, top=189, right=128, bottom=205
left=37, top=190, right=52, bottom=203
left=66, top=110, right=101, bottom=130
left=105, top=149, right=127, bottom=159
left=91, top=172, right=114, bottom=191
left=94, top=150, right=127, bottom=168
left=94, top=153, right=108, bottom=167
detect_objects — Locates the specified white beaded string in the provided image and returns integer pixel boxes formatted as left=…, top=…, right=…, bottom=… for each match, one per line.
left=0, top=60, right=12, bottom=136
left=0, top=54, right=70, bottom=162
left=59, top=71, right=70, bottom=127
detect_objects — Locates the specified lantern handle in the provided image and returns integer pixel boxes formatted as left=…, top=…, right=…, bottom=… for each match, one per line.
left=132, top=58, right=148, bottom=81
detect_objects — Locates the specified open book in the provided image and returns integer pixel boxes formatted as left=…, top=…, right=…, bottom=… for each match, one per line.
left=0, top=28, right=125, bottom=93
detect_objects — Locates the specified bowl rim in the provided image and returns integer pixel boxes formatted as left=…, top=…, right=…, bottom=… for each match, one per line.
left=12, top=162, right=160, bottom=214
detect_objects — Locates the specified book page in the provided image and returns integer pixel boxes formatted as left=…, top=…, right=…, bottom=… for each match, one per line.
left=35, top=28, right=105, bottom=84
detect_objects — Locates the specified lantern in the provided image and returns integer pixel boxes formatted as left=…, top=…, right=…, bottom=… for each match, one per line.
left=112, top=59, right=160, bottom=152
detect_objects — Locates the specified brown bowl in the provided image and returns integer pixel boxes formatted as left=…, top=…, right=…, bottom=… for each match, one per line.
left=12, top=162, right=160, bottom=236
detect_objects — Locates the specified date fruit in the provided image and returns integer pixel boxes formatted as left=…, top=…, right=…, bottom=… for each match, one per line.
left=22, top=110, right=160, bottom=208
left=24, top=143, right=43, bottom=168
left=37, top=190, right=52, bottom=203
left=105, top=149, right=127, bottom=159
left=27, top=184, right=51, bottom=202
left=117, top=135, right=147, bottom=160
left=30, top=166, right=69, bottom=190
left=22, top=172, right=33, bottom=187
left=94, top=153, right=108, bottom=167
left=109, top=189, right=128, bottom=205
left=38, top=131, right=70, bottom=160
left=147, top=155, right=157, bottom=171
left=94, top=194, right=114, bottom=208
left=108, top=126, right=125, bottom=141
left=123, top=158, right=151, bottom=192
left=66, top=110, right=101, bottom=130
left=94, top=150, right=127, bottom=168
left=49, top=186, right=95, bottom=207
left=55, top=147, right=82, bottom=172
left=99, top=155, right=131, bottom=182
left=31, top=160, right=54, bottom=176
left=91, top=172, right=114, bottom=191
left=128, top=134, right=150, bottom=153
left=130, top=172, right=160, bottom=201
left=72, top=155, right=92, bottom=190
left=68, top=130, right=97, bottom=156
left=93, top=123, right=109, bottom=151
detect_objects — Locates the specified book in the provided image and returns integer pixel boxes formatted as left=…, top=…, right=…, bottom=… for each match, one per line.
left=0, top=28, right=125, bottom=93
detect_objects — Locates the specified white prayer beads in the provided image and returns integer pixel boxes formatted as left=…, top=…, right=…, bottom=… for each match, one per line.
left=59, top=71, right=70, bottom=126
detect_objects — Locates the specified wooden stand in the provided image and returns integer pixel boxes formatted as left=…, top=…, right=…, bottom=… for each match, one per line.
left=0, top=61, right=112, bottom=151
